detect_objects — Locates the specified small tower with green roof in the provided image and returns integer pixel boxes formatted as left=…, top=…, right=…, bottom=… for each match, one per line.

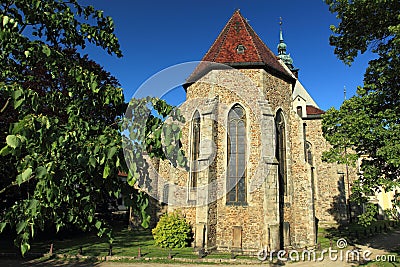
left=277, top=18, right=297, bottom=73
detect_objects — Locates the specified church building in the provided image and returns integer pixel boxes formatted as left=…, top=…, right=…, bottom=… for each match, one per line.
left=152, top=10, right=356, bottom=253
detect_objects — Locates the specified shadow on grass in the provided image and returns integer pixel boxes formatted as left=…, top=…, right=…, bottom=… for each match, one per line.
left=319, top=220, right=400, bottom=253
left=1, top=221, right=197, bottom=264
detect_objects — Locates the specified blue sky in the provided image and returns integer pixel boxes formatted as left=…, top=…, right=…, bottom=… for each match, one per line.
left=81, top=0, right=373, bottom=111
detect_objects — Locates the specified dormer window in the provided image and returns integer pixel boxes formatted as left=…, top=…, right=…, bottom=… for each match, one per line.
left=236, top=44, right=246, bottom=54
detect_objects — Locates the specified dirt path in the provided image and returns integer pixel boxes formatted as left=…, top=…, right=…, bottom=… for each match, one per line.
left=352, top=228, right=400, bottom=265
left=358, top=229, right=400, bottom=252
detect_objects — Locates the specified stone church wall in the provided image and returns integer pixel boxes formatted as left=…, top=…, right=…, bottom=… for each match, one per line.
left=305, top=118, right=358, bottom=225
left=157, top=68, right=275, bottom=251
left=205, top=69, right=266, bottom=251
left=288, top=112, right=317, bottom=246
left=153, top=67, right=358, bottom=253
left=261, top=70, right=317, bottom=247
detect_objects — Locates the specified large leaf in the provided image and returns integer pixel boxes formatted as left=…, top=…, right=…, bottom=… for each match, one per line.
left=6, top=135, right=20, bottom=149
left=11, top=89, right=24, bottom=109
left=21, top=242, right=30, bottom=257
left=16, top=221, right=27, bottom=234
left=0, top=145, right=11, bottom=156
left=0, top=222, right=7, bottom=233
left=103, top=164, right=110, bottom=178
left=22, top=168, right=32, bottom=182
left=89, top=157, right=96, bottom=168
left=107, top=146, right=117, bottom=160
left=27, top=199, right=39, bottom=214
left=41, top=45, right=51, bottom=57
left=35, top=166, right=47, bottom=178
left=2, top=15, right=9, bottom=26
left=95, top=221, right=102, bottom=229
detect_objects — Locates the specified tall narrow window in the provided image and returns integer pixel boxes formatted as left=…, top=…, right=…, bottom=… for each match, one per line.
left=303, top=123, right=307, bottom=162
left=227, top=104, right=246, bottom=204
left=305, top=141, right=313, bottom=165
left=276, top=110, right=287, bottom=195
left=162, top=184, right=169, bottom=204
left=190, top=111, right=200, bottom=189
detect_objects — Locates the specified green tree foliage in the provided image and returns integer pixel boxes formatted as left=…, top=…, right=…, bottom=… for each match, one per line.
left=323, top=0, right=400, bottom=215
left=0, top=0, right=188, bottom=255
left=0, top=0, right=125, bottom=256
left=122, top=97, right=187, bottom=186
left=122, top=97, right=187, bottom=229
left=357, top=203, right=378, bottom=227
left=152, top=211, right=192, bottom=248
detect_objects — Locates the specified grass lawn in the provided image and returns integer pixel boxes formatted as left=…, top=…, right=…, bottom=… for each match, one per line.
left=49, top=226, right=196, bottom=259
left=1, top=221, right=264, bottom=263
left=0, top=222, right=196, bottom=259
left=1, top=219, right=399, bottom=265
left=49, top=225, right=256, bottom=261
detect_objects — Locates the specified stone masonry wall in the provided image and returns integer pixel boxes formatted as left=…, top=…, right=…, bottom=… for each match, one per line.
left=305, top=118, right=358, bottom=225
left=288, top=112, right=317, bottom=246
left=155, top=67, right=340, bottom=252
left=261, top=70, right=316, bottom=248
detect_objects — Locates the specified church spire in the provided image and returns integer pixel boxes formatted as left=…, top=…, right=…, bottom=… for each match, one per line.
left=277, top=17, right=295, bottom=71
left=278, top=17, right=286, bottom=54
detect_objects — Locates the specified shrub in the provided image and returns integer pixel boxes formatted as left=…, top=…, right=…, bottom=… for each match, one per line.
left=357, top=203, right=377, bottom=227
left=152, top=211, right=192, bottom=248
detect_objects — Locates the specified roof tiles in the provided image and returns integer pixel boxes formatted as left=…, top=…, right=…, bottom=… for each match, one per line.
left=201, top=10, right=293, bottom=79
left=306, top=105, right=325, bottom=115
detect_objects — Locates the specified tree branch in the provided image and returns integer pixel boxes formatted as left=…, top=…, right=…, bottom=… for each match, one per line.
left=0, top=97, right=10, bottom=113
left=0, top=180, right=17, bottom=195
left=0, top=175, right=35, bottom=195
left=2, top=0, right=15, bottom=13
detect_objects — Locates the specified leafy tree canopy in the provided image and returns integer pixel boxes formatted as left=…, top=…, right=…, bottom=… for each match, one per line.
left=0, top=0, right=126, bottom=255
left=323, top=0, right=400, bottom=210
left=0, top=0, right=187, bottom=255
left=0, top=0, right=188, bottom=256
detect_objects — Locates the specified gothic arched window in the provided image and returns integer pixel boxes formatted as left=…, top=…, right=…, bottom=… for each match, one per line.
left=227, top=104, right=247, bottom=205
left=190, top=111, right=201, bottom=189
left=276, top=110, right=287, bottom=195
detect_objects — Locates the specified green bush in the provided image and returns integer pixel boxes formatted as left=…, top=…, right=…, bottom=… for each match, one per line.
left=357, top=203, right=377, bottom=227
left=152, top=211, right=192, bottom=248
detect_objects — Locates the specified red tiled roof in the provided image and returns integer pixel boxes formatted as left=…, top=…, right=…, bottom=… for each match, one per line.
left=306, top=105, right=325, bottom=115
left=200, top=10, right=293, bottom=79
